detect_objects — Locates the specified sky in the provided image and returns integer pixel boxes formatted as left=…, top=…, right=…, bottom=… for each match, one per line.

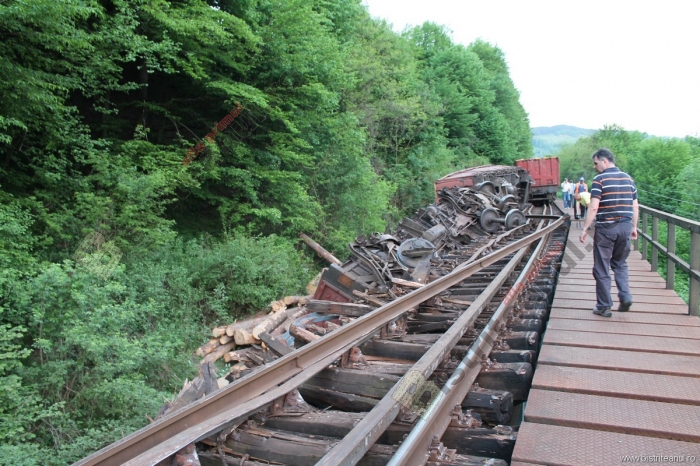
left=362, top=0, right=700, bottom=138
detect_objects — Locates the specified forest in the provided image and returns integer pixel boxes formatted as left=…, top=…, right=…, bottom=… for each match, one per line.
left=0, top=0, right=533, bottom=463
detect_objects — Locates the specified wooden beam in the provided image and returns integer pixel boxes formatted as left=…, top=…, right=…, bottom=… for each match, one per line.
left=297, top=385, right=378, bottom=412
left=306, top=367, right=400, bottom=399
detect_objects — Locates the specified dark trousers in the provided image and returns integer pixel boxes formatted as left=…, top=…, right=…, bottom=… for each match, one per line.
left=592, top=222, right=633, bottom=309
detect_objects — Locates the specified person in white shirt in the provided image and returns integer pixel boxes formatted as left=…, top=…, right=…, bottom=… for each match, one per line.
left=561, top=178, right=572, bottom=209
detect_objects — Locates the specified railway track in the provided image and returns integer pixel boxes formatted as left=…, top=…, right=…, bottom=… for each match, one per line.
left=77, top=204, right=569, bottom=466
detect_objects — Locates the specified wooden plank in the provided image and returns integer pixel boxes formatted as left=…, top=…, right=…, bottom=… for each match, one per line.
left=471, top=362, right=533, bottom=402
left=307, top=368, right=400, bottom=399
left=512, top=422, right=700, bottom=466
left=559, top=272, right=667, bottom=282
left=551, top=298, right=688, bottom=314
left=554, top=291, right=687, bottom=305
left=262, top=412, right=515, bottom=461
left=555, top=285, right=680, bottom=297
left=557, top=277, right=666, bottom=288
left=225, top=428, right=392, bottom=466
left=532, top=365, right=700, bottom=405
left=462, top=388, right=513, bottom=425
left=258, top=332, right=293, bottom=356
left=298, top=385, right=378, bottom=412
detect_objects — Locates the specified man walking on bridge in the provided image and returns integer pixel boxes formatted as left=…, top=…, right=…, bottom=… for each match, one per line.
left=580, top=148, right=639, bottom=318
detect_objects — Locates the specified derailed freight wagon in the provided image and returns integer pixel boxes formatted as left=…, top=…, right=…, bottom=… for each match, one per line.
left=514, top=157, right=559, bottom=205
left=435, top=157, right=560, bottom=207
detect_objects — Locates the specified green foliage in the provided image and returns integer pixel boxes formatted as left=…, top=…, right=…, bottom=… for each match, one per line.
left=628, top=138, right=692, bottom=191
left=0, top=0, right=530, bottom=460
left=405, top=26, right=532, bottom=166
left=0, top=234, right=313, bottom=464
left=468, top=40, right=533, bottom=160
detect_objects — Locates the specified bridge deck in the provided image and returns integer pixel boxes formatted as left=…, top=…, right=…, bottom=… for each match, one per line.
left=512, top=215, right=700, bottom=465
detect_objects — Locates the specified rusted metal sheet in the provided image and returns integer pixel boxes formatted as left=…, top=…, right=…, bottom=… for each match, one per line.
left=531, top=365, right=700, bottom=406
left=514, top=157, right=559, bottom=189
left=512, top=422, right=700, bottom=466
left=524, top=389, right=700, bottom=443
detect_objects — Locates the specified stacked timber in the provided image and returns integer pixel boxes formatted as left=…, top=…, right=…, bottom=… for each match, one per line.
left=197, top=293, right=364, bottom=385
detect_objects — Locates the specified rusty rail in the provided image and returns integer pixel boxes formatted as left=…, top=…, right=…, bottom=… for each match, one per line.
left=318, top=208, right=559, bottom=466
left=315, top=229, right=535, bottom=466
left=388, top=218, right=551, bottom=465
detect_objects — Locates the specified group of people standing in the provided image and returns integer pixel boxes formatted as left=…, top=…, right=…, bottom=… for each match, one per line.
left=560, top=177, right=591, bottom=220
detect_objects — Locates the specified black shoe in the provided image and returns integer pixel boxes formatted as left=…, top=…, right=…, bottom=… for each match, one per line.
left=593, top=307, right=612, bottom=317
left=618, top=301, right=632, bottom=312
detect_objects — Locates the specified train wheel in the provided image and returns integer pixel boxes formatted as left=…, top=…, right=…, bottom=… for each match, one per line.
left=505, top=209, right=526, bottom=230
left=479, top=207, right=500, bottom=233
left=497, top=194, right=517, bottom=212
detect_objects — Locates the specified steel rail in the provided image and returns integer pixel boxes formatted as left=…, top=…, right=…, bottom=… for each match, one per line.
left=315, top=229, right=535, bottom=466
left=388, top=219, right=553, bottom=466
left=75, top=220, right=561, bottom=466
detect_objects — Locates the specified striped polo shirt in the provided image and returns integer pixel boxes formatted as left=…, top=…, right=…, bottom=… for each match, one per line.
left=590, top=167, right=637, bottom=224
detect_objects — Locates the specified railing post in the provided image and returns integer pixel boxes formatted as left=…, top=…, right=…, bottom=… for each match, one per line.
left=651, top=216, right=659, bottom=272
left=641, top=212, right=648, bottom=261
left=666, top=223, right=675, bottom=290
left=690, top=231, right=700, bottom=316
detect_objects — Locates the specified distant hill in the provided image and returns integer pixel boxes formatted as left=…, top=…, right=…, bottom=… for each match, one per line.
left=532, top=125, right=596, bottom=157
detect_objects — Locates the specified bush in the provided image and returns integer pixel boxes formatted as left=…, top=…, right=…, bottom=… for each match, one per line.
left=0, top=233, right=315, bottom=463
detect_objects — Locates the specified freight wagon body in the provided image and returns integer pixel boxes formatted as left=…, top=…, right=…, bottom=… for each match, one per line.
left=514, top=157, right=559, bottom=204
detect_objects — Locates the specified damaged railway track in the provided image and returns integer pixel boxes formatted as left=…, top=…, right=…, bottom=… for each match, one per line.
left=77, top=199, right=569, bottom=466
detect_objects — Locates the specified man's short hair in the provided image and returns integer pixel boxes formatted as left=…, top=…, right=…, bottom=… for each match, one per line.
left=592, top=148, right=615, bottom=163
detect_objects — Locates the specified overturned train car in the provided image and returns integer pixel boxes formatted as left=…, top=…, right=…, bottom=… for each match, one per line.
left=435, top=157, right=560, bottom=207
left=313, top=158, right=559, bottom=303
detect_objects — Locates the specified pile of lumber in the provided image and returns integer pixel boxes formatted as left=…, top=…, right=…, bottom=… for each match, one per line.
left=196, top=294, right=373, bottom=384
left=196, top=296, right=311, bottom=370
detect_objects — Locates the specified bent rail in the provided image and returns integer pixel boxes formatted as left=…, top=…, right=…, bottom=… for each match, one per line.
left=636, top=204, right=700, bottom=316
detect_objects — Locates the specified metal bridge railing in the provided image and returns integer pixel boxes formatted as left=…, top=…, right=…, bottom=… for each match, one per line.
left=635, top=204, right=700, bottom=316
